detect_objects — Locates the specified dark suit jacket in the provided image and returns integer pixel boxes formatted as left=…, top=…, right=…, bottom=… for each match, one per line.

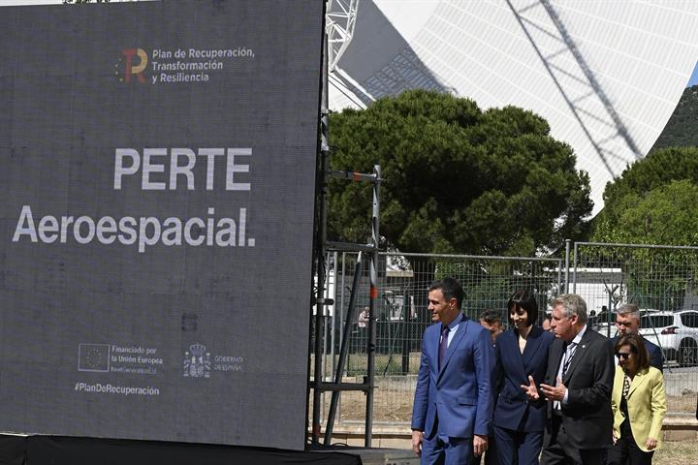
left=493, top=326, right=554, bottom=432
left=611, top=335, right=663, bottom=372
left=543, top=328, right=615, bottom=450
left=411, top=316, right=495, bottom=438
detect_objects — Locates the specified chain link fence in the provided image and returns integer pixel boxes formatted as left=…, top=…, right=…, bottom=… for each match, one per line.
left=572, top=243, right=698, bottom=412
left=313, top=244, right=698, bottom=431
left=314, top=251, right=563, bottom=426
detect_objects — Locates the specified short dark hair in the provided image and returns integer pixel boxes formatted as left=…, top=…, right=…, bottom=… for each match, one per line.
left=508, top=290, right=538, bottom=327
left=615, top=333, right=650, bottom=371
left=479, top=309, right=502, bottom=325
left=429, top=278, right=464, bottom=310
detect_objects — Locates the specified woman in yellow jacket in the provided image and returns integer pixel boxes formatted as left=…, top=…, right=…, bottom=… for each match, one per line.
left=608, top=333, right=667, bottom=465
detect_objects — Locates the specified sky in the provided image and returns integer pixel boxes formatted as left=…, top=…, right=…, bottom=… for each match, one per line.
left=687, top=61, right=698, bottom=87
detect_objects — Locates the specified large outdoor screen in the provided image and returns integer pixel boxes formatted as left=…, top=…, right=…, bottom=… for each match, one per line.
left=0, top=0, right=323, bottom=450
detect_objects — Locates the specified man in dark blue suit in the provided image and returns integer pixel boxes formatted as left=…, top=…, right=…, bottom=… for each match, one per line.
left=612, top=303, right=663, bottom=372
left=411, top=278, right=495, bottom=464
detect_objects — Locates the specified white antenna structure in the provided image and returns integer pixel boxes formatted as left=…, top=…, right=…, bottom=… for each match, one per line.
left=326, top=0, right=359, bottom=72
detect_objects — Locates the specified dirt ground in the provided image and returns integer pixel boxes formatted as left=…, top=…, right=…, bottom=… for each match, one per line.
left=312, top=390, right=698, bottom=464
left=311, top=353, right=697, bottom=463
left=314, top=380, right=697, bottom=423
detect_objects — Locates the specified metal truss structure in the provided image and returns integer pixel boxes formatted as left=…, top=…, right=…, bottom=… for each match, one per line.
left=326, top=0, right=360, bottom=72
left=506, top=0, right=642, bottom=178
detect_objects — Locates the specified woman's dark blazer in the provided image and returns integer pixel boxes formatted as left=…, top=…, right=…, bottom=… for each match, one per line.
left=493, top=325, right=555, bottom=432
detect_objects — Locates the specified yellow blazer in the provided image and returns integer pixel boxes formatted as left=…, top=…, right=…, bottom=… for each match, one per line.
left=611, top=365, right=667, bottom=452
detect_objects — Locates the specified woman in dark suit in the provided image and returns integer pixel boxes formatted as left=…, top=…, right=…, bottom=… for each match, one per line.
left=493, top=290, right=555, bottom=465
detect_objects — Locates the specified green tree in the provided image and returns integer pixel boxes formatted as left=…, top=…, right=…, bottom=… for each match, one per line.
left=593, top=147, right=698, bottom=243
left=597, top=180, right=698, bottom=245
left=592, top=179, right=698, bottom=309
left=610, top=179, right=698, bottom=246
left=653, top=85, right=698, bottom=148
left=328, top=90, right=592, bottom=256
left=590, top=149, right=698, bottom=311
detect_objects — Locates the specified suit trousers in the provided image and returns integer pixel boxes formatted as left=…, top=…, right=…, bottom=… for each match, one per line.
left=421, top=433, right=473, bottom=465
left=494, top=425, right=543, bottom=465
left=540, top=413, right=605, bottom=465
left=607, top=421, right=654, bottom=465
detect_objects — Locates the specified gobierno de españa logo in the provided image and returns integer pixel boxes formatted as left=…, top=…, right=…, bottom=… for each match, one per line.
left=116, top=46, right=255, bottom=85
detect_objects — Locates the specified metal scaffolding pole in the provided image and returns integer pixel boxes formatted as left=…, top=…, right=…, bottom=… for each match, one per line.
left=319, top=167, right=382, bottom=446
left=312, top=0, right=378, bottom=448
left=364, top=164, right=380, bottom=447
left=310, top=21, right=331, bottom=446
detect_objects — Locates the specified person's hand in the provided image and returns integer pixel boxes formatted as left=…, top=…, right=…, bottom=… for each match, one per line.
left=540, top=377, right=566, bottom=401
left=646, top=437, right=658, bottom=450
left=473, top=434, right=488, bottom=457
left=612, top=433, right=618, bottom=445
left=520, top=375, right=540, bottom=400
left=411, top=430, right=423, bottom=456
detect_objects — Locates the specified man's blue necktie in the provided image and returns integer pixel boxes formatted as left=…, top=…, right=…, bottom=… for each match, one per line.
left=439, top=325, right=450, bottom=370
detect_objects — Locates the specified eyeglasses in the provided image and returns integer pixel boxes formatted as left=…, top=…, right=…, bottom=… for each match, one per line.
left=616, top=352, right=632, bottom=360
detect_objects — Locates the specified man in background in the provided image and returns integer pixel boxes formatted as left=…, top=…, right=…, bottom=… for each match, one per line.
left=478, top=309, right=504, bottom=465
left=479, top=309, right=503, bottom=345
left=358, top=306, right=370, bottom=329
left=612, top=303, right=663, bottom=372
left=542, top=312, right=553, bottom=332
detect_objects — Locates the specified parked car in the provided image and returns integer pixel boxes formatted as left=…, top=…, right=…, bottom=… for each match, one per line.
left=640, top=310, right=698, bottom=367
